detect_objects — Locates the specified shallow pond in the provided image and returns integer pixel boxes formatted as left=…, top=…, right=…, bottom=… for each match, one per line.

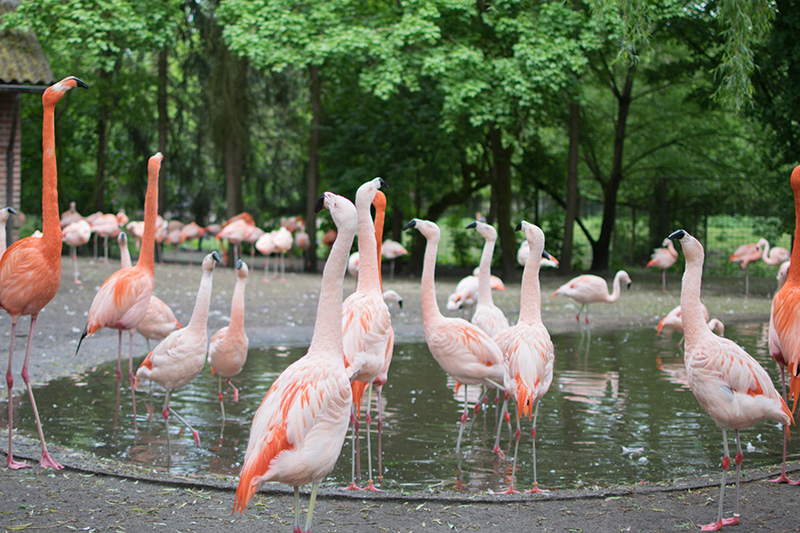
left=11, top=321, right=790, bottom=493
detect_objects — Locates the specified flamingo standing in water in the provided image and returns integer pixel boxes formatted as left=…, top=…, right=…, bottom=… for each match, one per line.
left=135, top=252, right=220, bottom=446
left=1, top=76, right=88, bottom=469
left=208, top=260, right=249, bottom=422
left=646, top=238, right=679, bottom=292
left=76, top=153, right=163, bottom=430
left=550, top=270, right=632, bottom=328
left=403, top=218, right=505, bottom=461
left=61, top=218, right=91, bottom=283
left=494, top=221, right=554, bottom=494
left=656, top=304, right=724, bottom=344
left=670, top=229, right=792, bottom=530
left=768, top=165, right=800, bottom=485
left=729, top=242, right=761, bottom=295
left=233, top=192, right=355, bottom=532
left=341, top=178, right=391, bottom=491
left=466, top=221, right=509, bottom=338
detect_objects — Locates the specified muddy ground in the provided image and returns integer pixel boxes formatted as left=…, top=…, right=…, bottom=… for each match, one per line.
left=0, top=253, right=798, bottom=532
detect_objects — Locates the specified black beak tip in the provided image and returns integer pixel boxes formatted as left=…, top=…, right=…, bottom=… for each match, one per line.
left=515, top=222, right=523, bottom=232
left=398, top=300, right=403, bottom=309
left=314, top=194, right=326, bottom=214
left=236, top=260, right=243, bottom=270
left=377, top=177, right=387, bottom=190
left=668, top=229, right=685, bottom=240
left=466, top=221, right=477, bottom=229
left=72, top=77, right=89, bottom=89
left=211, top=251, right=221, bottom=263
left=7, top=207, right=16, bottom=214
left=542, top=250, right=552, bottom=260
left=402, top=220, right=416, bottom=231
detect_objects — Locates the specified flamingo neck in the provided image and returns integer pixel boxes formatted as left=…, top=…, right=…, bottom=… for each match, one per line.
left=228, top=276, right=246, bottom=331
left=680, top=249, right=713, bottom=344
left=607, top=273, right=623, bottom=302
left=41, top=100, right=60, bottom=253
left=308, top=211, right=355, bottom=355
left=790, top=195, right=800, bottom=284
left=761, top=241, right=771, bottom=262
left=477, top=238, right=496, bottom=306
left=374, top=202, right=385, bottom=290
left=420, top=233, right=443, bottom=324
left=120, top=240, right=132, bottom=268
left=356, top=197, right=381, bottom=294
left=518, top=243, right=543, bottom=324
left=136, top=165, right=159, bottom=274
left=187, top=269, right=214, bottom=332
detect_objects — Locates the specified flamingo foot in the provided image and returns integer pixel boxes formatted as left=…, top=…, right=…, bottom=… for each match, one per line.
left=293, top=526, right=302, bottom=533
left=191, top=430, right=200, bottom=446
left=365, top=481, right=382, bottom=492
left=233, top=388, right=239, bottom=403
left=525, top=484, right=548, bottom=494
left=261, top=278, right=271, bottom=283
left=343, top=481, right=363, bottom=491
left=74, top=279, right=82, bottom=285
left=7, top=456, right=30, bottom=469
left=789, top=478, right=800, bottom=486
left=767, top=472, right=793, bottom=483
left=40, top=451, right=63, bottom=470
left=279, top=277, right=287, bottom=282
left=700, top=520, right=723, bottom=532
left=501, top=486, right=520, bottom=495
left=721, top=516, right=739, bottom=526
left=493, top=445, right=505, bottom=459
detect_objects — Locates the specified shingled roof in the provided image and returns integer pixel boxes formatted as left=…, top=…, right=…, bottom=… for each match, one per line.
left=0, top=0, right=53, bottom=87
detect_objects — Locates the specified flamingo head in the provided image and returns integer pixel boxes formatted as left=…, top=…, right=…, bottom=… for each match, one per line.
left=467, top=220, right=497, bottom=243
left=316, top=192, right=357, bottom=235
left=669, top=229, right=705, bottom=265
left=403, top=218, right=439, bottom=242
left=202, top=251, right=221, bottom=272
left=236, top=260, right=249, bottom=281
left=44, top=77, right=88, bottom=107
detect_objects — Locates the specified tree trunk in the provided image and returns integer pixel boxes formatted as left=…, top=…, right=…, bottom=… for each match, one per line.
left=157, top=47, right=168, bottom=216
left=488, top=127, right=516, bottom=281
left=590, top=63, right=635, bottom=271
left=304, top=64, right=321, bottom=272
left=561, top=101, right=580, bottom=273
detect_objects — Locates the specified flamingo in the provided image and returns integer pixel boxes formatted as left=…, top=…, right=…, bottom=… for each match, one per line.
left=757, top=238, right=790, bottom=266
left=670, top=229, right=793, bottom=530
left=466, top=221, right=509, bottom=338
left=254, top=231, right=275, bottom=282
left=294, top=229, right=310, bottom=270
left=768, top=165, right=800, bottom=485
left=322, top=228, right=337, bottom=250
left=208, top=260, right=249, bottom=422
left=76, top=153, right=163, bottom=430
left=244, top=227, right=265, bottom=265
left=90, top=212, right=122, bottom=263
left=179, top=221, right=205, bottom=265
left=550, top=270, right=632, bottom=327
left=271, top=226, right=293, bottom=281
left=656, top=304, right=724, bottom=346
left=646, top=238, right=679, bottom=292
left=61, top=218, right=91, bottom=283
left=777, top=260, right=790, bottom=289
left=446, top=274, right=505, bottom=312
left=217, top=218, right=253, bottom=266
left=340, top=178, right=391, bottom=491
left=118, top=232, right=181, bottom=349
left=403, top=218, right=505, bottom=461
left=729, top=242, right=761, bottom=295
left=134, top=251, right=220, bottom=446
left=60, top=201, right=81, bottom=229
left=1, top=76, right=88, bottom=470
left=493, top=221, right=555, bottom=494
left=382, top=289, right=403, bottom=309
left=517, top=240, right=560, bottom=269
left=233, top=192, right=356, bottom=532
left=347, top=252, right=360, bottom=283
left=125, top=220, right=145, bottom=251
left=0, top=206, right=17, bottom=259
left=381, top=239, right=407, bottom=280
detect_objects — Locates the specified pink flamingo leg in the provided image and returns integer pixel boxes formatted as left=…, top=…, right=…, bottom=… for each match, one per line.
left=227, top=378, right=239, bottom=402
left=768, top=367, right=795, bottom=484
left=128, top=330, right=137, bottom=430
left=501, top=404, right=521, bottom=494
left=163, top=390, right=199, bottom=446
left=526, top=402, right=548, bottom=494
left=261, top=259, right=271, bottom=282
left=344, top=410, right=363, bottom=490
left=661, top=269, right=667, bottom=292
left=363, top=385, right=382, bottom=492
left=217, top=376, right=226, bottom=422
left=72, top=247, right=82, bottom=284
left=6, top=319, right=29, bottom=469
left=701, top=428, right=731, bottom=532
left=114, top=331, right=122, bottom=430
left=20, top=316, right=62, bottom=469
left=376, top=385, right=385, bottom=483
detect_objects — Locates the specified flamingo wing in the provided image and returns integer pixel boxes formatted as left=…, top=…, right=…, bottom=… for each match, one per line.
left=86, top=268, right=154, bottom=334
left=770, top=287, right=800, bottom=409
left=427, top=318, right=504, bottom=384
left=342, top=292, right=392, bottom=381
left=0, top=239, right=59, bottom=315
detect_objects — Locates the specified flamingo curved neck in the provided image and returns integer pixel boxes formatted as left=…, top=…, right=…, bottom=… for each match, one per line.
left=518, top=243, right=542, bottom=324
left=420, top=233, right=443, bottom=324
left=680, top=248, right=714, bottom=343
left=228, top=277, right=246, bottom=331
left=477, top=238, right=495, bottom=306
left=666, top=240, right=678, bottom=260
left=41, top=100, right=60, bottom=253
left=607, top=273, right=623, bottom=303
left=187, top=270, right=214, bottom=332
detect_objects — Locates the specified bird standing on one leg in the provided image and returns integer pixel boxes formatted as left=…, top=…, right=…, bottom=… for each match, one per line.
left=1, top=76, right=88, bottom=469
left=233, top=192, right=356, bottom=533
left=646, top=238, right=678, bottom=292
left=671, top=229, right=793, bottom=531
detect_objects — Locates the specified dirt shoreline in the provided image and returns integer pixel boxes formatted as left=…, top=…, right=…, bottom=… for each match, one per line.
left=1, top=256, right=798, bottom=532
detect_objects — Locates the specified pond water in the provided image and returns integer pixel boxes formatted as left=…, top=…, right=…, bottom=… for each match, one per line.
left=10, top=321, right=790, bottom=493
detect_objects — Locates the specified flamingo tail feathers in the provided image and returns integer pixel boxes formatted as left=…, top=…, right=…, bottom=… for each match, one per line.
left=233, top=425, right=290, bottom=514
left=351, top=380, right=368, bottom=419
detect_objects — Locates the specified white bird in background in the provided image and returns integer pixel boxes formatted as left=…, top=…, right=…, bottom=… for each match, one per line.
left=135, top=252, right=221, bottom=446
left=233, top=192, right=356, bottom=533
left=447, top=273, right=505, bottom=312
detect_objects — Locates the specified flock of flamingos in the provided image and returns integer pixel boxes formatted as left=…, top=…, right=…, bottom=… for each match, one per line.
left=2, top=76, right=800, bottom=532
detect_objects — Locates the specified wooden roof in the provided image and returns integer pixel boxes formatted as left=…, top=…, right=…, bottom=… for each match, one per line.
left=0, top=0, right=53, bottom=89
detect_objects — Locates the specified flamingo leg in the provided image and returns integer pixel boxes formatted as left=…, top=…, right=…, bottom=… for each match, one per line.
left=661, top=269, right=667, bottom=292
left=5, top=318, right=29, bottom=469
left=103, top=236, right=109, bottom=264
left=227, top=378, right=239, bottom=403
left=501, top=403, right=521, bottom=494
left=262, top=259, right=271, bottom=282
left=293, top=486, right=301, bottom=533
left=114, top=331, right=123, bottom=430
left=168, top=403, right=200, bottom=446
left=72, top=246, right=82, bottom=284
left=455, top=384, right=469, bottom=459
left=376, top=384, right=385, bottom=483
left=493, top=392, right=509, bottom=458
left=769, top=366, right=794, bottom=483
left=128, top=330, right=137, bottom=430
left=701, top=428, right=730, bottom=532
left=723, top=430, right=742, bottom=527
left=20, top=316, right=62, bottom=469
left=217, top=375, right=226, bottom=422
left=344, top=409, right=362, bottom=490
left=744, top=265, right=750, bottom=295
left=303, top=481, right=321, bottom=533
left=526, top=401, right=547, bottom=493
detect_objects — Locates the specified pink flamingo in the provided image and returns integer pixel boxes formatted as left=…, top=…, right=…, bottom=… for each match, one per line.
left=466, top=220, right=509, bottom=338
left=61, top=218, right=91, bottom=284
left=208, top=260, right=249, bottom=421
left=0, top=206, right=17, bottom=259
left=76, top=153, right=162, bottom=430
left=90, top=212, right=122, bottom=263
left=757, top=238, right=790, bottom=266
left=179, top=221, right=205, bottom=265
left=381, top=239, right=407, bottom=280
left=551, top=270, right=632, bottom=327
left=729, top=242, right=761, bottom=295
left=233, top=192, right=356, bottom=532
left=517, top=240, right=560, bottom=269
left=255, top=231, right=275, bottom=281
left=646, top=238, right=679, bottom=292
left=671, top=229, right=793, bottom=530
left=347, top=252, right=360, bottom=282
left=768, top=165, right=800, bottom=485
left=244, top=227, right=265, bottom=264
left=271, top=226, right=293, bottom=281
left=125, top=220, right=144, bottom=251
left=217, top=218, right=253, bottom=266
left=656, top=304, right=724, bottom=344
left=446, top=273, right=505, bottom=312
left=494, top=221, right=554, bottom=494
left=777, top=260, right=790, bottom=289
left=1, top=76, right=88, bottom=469
left=341, top=178, right=391, bottom=491
left=403, top=218, right=505, bottom=462
left=60, top=201, right=81, bottom=229
left=294, top=229, right=310, bottom=270
left=135, top=252, right=220, bottom=446
left=118, top=232, right=181, bottom=349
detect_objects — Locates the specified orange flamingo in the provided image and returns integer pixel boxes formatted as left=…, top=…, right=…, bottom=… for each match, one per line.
left=135, top=252, right=220, bottom=446
left=0, top=206, right=17, bottom=259
left=403, top=218, right=505, bottom=461
left=76, top=153, right=162, bottom=430
left=729, top=242, right=761, bottom=295
left=646, top=238, right=679, bottom=292
left=90, top=212, right=123, bottom=263
left=1, top=76, right=88, bottom=469
left=466, top=221, right=509, bottom=338
left=233, top=192, right=356, bottom=532
left=341, top=178, right=391, bottom=491
left=217, top=218, right=254, bottom=266
left=208, top=260, right=249, bottom=421
left=768, top=165, right=800, bottom=485
left=61, top=217, right=91, bottom=284
left=550, top=270, right=632, bottom=328
left=494, top=221, right=554, bottom=494
left=671, top=229, right=793, bottom=530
